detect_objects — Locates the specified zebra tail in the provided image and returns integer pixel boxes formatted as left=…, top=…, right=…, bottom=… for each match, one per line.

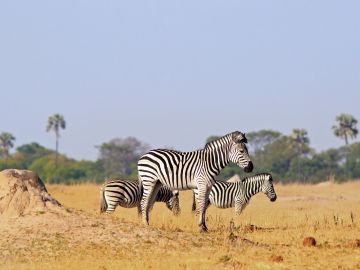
left=100, top=187, right=108, bottom=213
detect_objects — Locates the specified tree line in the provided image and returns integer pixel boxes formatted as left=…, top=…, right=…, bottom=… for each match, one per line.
left=0, top=113, right=358, bottom=184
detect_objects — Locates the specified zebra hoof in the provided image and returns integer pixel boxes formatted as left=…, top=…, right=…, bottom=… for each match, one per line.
left=142, top=219, right=150, bottom=226
left=199, top=224, right=208, bottom=233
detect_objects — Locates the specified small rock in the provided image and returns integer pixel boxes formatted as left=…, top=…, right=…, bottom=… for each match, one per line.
left=303, top=237, right=316, bottom=247
left=270, top=255, right=283, bottom=262
left=346, top=239, right=360, bottom=248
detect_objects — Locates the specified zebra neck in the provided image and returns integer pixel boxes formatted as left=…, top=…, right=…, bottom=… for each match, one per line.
left=242, top=180, right=263, bottom=200
left=204, top=141, right=232, bottom=177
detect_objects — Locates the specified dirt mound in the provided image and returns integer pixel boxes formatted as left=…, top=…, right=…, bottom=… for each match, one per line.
left=0, top=169, right=63, bottom=217
left=0, top=169, right=165, bottom=259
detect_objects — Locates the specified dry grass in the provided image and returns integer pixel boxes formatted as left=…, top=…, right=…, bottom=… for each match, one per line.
left=1, top=181, right=360, bottom=269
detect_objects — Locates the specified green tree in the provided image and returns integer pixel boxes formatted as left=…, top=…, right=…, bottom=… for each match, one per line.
left=46, top=114, right=66, bottom=169
left=290, top=129, right=310, bottom=151
left=290, top=129, right=310, bottom=180
left=29, top=154, right=104, bottom=184
left=246, top=130, right=281, bottom=154
left=0, top=132, right=16, bottom=158
left=344, top=142, right=360, bottom=179
left=287, top=148, right=344, bottom=183
left=0, top=156, right=24, bottom=171
left=316, top=148, right=345, bottom=180
left=332, top=113, right=358, bottom=146
left=246, top=130, right=282, bottom=171
left=16, top=142, right=52, bottom=167
left=97, top=137, right=149, bottom=177
left=260, top=136, right=298, bottom=181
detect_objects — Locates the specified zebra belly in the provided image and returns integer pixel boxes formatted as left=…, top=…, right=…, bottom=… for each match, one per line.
left=209, top=196, right=235, bottom=209
left=118, top=201, right=139, bottom=208
left=158, top=179, right=197, bottom=190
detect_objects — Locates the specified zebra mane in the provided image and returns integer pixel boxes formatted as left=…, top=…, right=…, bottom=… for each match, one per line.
left=204, top=131, right=246, bottom=150
left=241, top=173, right=272, bottom=183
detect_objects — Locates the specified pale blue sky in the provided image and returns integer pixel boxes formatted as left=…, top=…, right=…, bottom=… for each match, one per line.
left=0, top=1, right=359, bottom=160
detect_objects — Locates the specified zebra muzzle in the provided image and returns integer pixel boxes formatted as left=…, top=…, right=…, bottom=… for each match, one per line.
left=243, top=161, right=253, bottom=173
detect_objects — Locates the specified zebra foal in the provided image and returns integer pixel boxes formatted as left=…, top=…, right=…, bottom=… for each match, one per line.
left=100, top=179, right=180, bottom=215
left=138, top=131, right=253, bottom=232
left=192, top=173, right=277, bottom=214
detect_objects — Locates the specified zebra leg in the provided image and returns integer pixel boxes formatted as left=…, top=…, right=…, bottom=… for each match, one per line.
left=100, top=187, right=108, bottom=213
left=235, top=202, right=243, bottom=215
left=191, top=190, right=197, bottom=214
left=103, top=192, right=118, bottom=214
left=192, top=189, right=207, bottom=216
left=147, top=181, right=162, bottom=214
left=235, top=198, right=247, bottom=215
left=165, top=192, right=181, bottom=216
left=205, top=198, right=210, bottom=211
left=137, top=204, right=142, bottom=217
left=141, top=180, right=162, bottom=225
left=197, top=186, right=211, bottom=233
left=172, top=195, right=181, bottom=216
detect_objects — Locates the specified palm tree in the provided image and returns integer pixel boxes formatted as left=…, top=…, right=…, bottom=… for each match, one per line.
left=332, top=114, right=358, bottom=146
left=290, top=128, right=310, bottom=180
left=290, top=129, right=310, bottom=147
left=46, top=114, right=66, bottom=168
left=0, top=132, right=15, bottom=158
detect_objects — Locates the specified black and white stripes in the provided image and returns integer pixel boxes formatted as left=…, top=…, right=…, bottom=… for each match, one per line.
left=138, top=131, right=253, bottom=232
left=100, top=179, right=180, bottom=215
left=193, top=173, right=277, bottom=214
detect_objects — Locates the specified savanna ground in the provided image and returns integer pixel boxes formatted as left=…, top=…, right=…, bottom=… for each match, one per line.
left=1, top=181, right=360, bottom=270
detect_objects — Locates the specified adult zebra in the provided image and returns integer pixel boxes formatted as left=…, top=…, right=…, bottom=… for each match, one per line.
left=192, top=173, right=277, bottom=214
left=100, top=179, right=180, bottom=215
left=138, top=131, right=253, bottom=232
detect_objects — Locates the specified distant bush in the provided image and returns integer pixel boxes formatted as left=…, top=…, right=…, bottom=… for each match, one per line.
left=1, top=134, right=360, bottom=184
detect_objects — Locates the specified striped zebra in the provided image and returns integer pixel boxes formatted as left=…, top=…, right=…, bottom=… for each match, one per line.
left=192, top=173, right=277, bottom=214
left=138, top=131, right=253, bottom=232
left=100, top=179, right=180, bottom=216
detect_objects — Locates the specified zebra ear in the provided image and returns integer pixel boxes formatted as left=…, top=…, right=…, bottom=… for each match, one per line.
left=232, top=131, right=247, bottom=143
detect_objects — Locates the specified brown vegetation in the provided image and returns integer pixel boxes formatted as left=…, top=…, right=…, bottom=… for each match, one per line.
left=1, top=178, right=360, bottom=269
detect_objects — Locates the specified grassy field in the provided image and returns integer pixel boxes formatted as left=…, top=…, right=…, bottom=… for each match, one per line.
left=1, top=181, right=360, bottom=270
